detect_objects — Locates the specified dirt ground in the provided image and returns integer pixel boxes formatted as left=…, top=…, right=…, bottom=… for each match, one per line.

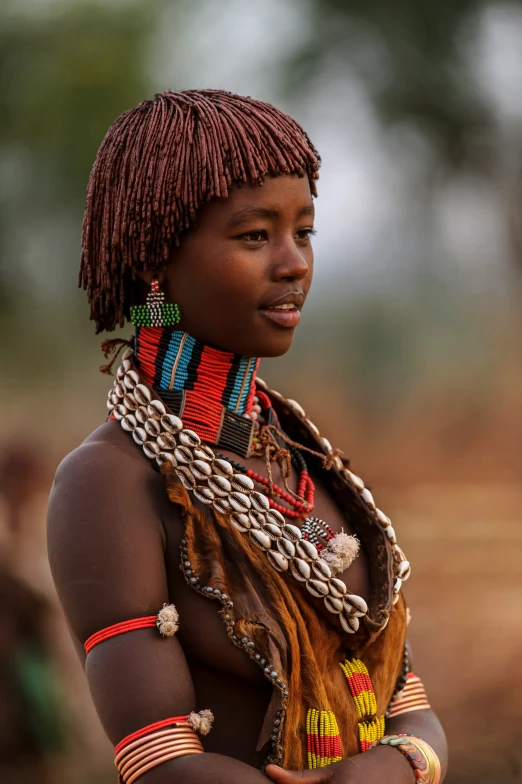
left=382, top=481, right=522, bottom=784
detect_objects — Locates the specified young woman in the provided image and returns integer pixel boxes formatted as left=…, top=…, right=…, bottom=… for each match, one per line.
left=48, top=89, right=447, bottom=784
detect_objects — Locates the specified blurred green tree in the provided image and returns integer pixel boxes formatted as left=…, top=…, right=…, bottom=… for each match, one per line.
left=287, top=0, right=496, bottom=169
left=0, top=0, right=159, bottom=318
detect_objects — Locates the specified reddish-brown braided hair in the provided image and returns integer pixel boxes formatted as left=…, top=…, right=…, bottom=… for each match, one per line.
left=79, top=89, right=321, bottom=333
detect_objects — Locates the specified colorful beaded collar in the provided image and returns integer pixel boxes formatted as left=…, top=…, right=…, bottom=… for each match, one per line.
left=107, top=349, right=411, bottom=634
left=135, top=326, right=260, bottom=457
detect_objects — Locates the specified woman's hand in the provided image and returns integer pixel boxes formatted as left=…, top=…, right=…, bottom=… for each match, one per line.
left=266, top=763, right=336, bottom=783
left=266, top=744, right=415, bottom=784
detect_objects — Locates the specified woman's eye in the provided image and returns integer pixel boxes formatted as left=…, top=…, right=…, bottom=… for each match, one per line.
left=245, top=230, right=267, bottom=242
left=296, top=228, right=316, bottom=241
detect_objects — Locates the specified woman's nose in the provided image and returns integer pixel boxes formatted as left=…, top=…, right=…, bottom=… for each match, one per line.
left=270, top=240, right=310, bottom=282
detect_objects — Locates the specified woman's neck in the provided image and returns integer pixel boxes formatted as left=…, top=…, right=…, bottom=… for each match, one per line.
left=134, top=327, right=261, bottom=449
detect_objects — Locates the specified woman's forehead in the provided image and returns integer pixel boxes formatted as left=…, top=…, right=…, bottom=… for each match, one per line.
left=196, top=175, right=314, bottom=228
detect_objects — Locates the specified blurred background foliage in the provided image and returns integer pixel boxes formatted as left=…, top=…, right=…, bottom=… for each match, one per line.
left=1, top=1, right=522, bottom=782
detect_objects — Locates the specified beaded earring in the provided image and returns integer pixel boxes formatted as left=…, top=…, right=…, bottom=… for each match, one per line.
left=130, top=276, right=181, bottom=328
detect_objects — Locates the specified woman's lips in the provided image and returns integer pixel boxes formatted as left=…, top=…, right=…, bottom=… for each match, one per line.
left=259, top=306, right=301, bottom=328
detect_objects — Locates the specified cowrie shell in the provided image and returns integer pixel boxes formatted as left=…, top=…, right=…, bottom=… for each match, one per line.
left=160, top=414, right=183, bottom=434
left=277, top=538, right=295, bottom=558
left=174, top=446, right=193, bottom=464
left=229, top=492, right=251, bottom=513
left=135, top=384, right=152, bottom=405
left=287, top=399, right=305, bottom=418
left=324, top=596, right=343, bottom=614
left=179, top=429, right=201, bottom=448
left=312, top=559, right=332, bottom=581
left=214, top=458, right=233, bottom=477
left=193, top=487, right=214, bottom=505
left=344, top=594, right=368, bottom=615
left=121, top=414, right=137, bottom=432
left=143, top=441, right=160, bottom=459
left=231, top=474, right=255, bottom=492
left=132, top=427, right=147, bottom=445
left=329, top=578, right=347, bottom=598
left=250, top=492, right=270, bottom=512
left=113, top=404, right=127, bottom=420
left=230, top=512, right=251, bottom=532
left=305, top=579, right=329, bottom=598
left=249, top=529, right=272, bottom=551
left=208, top=476, right=232, bottom=497
left=290, top=558, right=311, bottom=582
left=144, top=419, right=161, bottom=437
left=213, top=497, right=231, bottom=514
left=296, top=539, right=318, bottom=561
left=339, top=612, right=359, bottom=633
left=147, top=399, right=166, bottom=419
left=268, top=550, right=289, bottom=572
left=282, top=524, right=302, bottom=542
left=157, top=433, right=177, bottom=450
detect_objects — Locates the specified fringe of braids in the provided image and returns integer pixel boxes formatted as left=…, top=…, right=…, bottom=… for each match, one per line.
left=79, top=89, right=321, bottom=333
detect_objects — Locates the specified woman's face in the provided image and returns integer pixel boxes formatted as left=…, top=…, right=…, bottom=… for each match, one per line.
left=152, top=174, right=315, bottom=357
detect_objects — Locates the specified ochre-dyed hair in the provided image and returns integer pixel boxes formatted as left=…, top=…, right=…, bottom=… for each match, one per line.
left=79, top=89, right=321, bottom=333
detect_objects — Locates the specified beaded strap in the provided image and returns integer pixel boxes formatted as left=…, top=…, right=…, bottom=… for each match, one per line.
left=115, top=717, right=208, bottom=784
left=306, top=709, right=342, bottom=768
left=386, top=673, right=431, bottom=719
left=84, top=604, right=179, bottom=654
left=340, top=659, right=385, bottom=752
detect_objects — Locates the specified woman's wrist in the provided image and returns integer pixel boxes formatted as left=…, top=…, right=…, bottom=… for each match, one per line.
left=367, top=744, right=416, bottom=784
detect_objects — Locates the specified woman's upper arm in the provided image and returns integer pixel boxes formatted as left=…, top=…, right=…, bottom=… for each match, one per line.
left=47, top=441, right=195, bottom=746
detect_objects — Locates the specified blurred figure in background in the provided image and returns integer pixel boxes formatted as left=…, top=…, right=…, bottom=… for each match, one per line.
left=0, top=445, right=68, bottom=784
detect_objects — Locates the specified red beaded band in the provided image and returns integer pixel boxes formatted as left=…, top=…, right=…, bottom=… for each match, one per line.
left=84, top=616, right=158, bottom=655
left=115, top=717, right=190, bottom=757
left=387, top=673, right=431, bottom=718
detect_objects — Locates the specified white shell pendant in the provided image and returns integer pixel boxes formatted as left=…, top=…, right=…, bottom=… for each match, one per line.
left=193, top=486, right=215, bottom=505
left=267, top=550, right=289, bottom=572
left=306, top=579, right=329, bottom=598
left=339, top=612, right=359, bottom=634
left=344, top=594, right=368, bottom=616
left=282, top=524, right=302, bottom=542
left=324, top=596, right=343, bottom=614
left=208, top=476, right=232, bottom=497
left=229, top=492, right=251, bottom=513
left=160, top=413, right=183, bottom=434
left=231, top=474, right=255, bottom=492
left=290, top=558, right=311, bottom=582
left=277, top=538, right=295, bottom=558
left=230, top=513, right=250, bottom=532
left=213, top=497, right=231, bottom=515
left=296, top=539, right=318, bottom=562
left=249, top=529, right=272, bottom=551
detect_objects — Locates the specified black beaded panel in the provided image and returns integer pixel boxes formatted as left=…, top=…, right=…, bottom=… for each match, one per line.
left=155, top=388, right=184, bottom=416
left=216, top=408, right=255, bottom=458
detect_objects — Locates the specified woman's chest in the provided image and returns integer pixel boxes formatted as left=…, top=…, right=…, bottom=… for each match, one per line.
left=159, top=459, right=372, bottom=683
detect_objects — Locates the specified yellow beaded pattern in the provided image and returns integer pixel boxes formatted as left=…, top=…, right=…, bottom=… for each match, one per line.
left=306, top=709, right=343, bottom=769
left=340, top=659, right=385, bottom=752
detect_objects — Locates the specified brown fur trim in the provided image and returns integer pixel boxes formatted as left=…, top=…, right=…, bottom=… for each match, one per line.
left=162, top=464, right=407, bottom=769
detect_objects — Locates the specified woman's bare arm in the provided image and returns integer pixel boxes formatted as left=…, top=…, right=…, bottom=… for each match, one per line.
left=48, top=439, right=269, bottom=783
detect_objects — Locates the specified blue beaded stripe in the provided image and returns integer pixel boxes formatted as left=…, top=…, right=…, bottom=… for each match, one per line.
left=228, top=356, right=256, bottom=414
left=154, top=331, right=193, bottom=390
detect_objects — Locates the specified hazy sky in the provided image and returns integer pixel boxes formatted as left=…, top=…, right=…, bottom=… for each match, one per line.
left=150, top=0, right=522, bottom=298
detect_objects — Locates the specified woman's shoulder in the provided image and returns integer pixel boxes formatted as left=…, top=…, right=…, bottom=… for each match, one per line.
left=48, top=420, right=170, bottom=558
left=47, top=421, right=172, bottom=646
left=56, top=419, right=145, bottom=483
